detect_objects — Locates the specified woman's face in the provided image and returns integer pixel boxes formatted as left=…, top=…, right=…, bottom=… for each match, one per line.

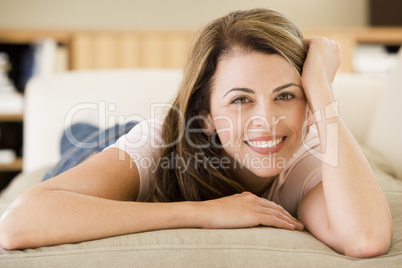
left=206, top=50, right=308, bottom=180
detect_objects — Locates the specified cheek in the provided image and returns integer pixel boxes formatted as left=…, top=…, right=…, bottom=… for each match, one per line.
left=279, top=103, right=308, bottom=136
left=212, top=110, right=243, bottom=147
left=291, top=110, right=307, bottom=129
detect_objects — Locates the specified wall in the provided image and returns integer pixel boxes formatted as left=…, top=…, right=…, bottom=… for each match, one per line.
left=0, top=0, right=368, bottom=30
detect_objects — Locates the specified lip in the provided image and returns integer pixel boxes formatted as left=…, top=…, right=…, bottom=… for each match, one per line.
left=244, top=136, right=287, bottom=155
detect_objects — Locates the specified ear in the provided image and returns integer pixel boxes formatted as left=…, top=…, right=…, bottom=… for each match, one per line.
left=306, top=109, right=315, bottom=127
left=198, top=110, right=215, bottom=136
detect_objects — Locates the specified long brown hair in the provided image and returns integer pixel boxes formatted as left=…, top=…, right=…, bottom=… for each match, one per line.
left=152, top=8, right=307, bottom=202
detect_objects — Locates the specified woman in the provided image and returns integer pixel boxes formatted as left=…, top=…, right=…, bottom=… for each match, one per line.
left=0, top=8, right=393, bottom=257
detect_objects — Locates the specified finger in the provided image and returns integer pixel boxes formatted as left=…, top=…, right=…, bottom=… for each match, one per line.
left=303, top=36, right=329, bottom=46
left=302, top=38, right=311, bottom=44
left=335, top=42, right=342, bottom=54
left=257, top=199, right=304, bottom=230
left=302, top=38, right=312, bottom=48
left=242, top=193, right=304, bottom=230
left=265, top=208, right=304, bottom=230
left=259, top=207, right=304, bottom=231
left=258, top=205, right=294, bottom=222
left=258, top=198, right=297, bottom=222
left=259, top=214, right=299, bottom=231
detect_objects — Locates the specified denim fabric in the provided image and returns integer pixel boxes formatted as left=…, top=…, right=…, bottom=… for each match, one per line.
left=42, top=121, right=138, bottom=181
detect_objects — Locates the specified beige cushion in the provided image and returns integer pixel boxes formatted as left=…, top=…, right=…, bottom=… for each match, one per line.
left=366, top=51, right=402, bottom=180
left=332, top=73, right=385, bottom=144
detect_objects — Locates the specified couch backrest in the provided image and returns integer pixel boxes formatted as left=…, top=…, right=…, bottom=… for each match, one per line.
left=332, top=73, right=385, bottom=144
left=23, top=70, right=386, bottom=173
left=24, top=69, right=182, bottom=172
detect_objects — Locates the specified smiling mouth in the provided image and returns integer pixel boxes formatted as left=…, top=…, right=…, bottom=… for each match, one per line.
left=245, top=137, right=286, bottom=148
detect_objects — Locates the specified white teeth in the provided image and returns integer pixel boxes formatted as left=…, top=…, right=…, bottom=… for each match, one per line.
left=246, top=137, right=284, bottom=148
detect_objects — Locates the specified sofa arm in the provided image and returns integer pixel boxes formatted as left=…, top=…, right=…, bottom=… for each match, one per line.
left=332, top=73, right=386, bottom=144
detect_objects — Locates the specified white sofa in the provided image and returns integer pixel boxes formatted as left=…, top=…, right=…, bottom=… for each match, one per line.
left=1, top=68, right=402, bottom=267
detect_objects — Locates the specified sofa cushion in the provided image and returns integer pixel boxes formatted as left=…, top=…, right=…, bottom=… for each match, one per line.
left=366, top=50, right=402, bottom=180
left=1, top=192, right=401, bottom=267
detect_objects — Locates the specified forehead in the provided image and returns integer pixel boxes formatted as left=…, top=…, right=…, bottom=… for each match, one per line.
left=211, top=50, right=299, bottom=94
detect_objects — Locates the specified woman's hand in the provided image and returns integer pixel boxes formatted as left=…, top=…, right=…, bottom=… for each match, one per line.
left=301, top=37, right=342, bottom=107
left=197, top=192, right=304, bottom=231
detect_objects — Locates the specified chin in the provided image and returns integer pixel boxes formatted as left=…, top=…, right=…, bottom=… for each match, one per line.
left=249, top=166, right=285, bottom=178
left=234, top=153, right=287, bottom=178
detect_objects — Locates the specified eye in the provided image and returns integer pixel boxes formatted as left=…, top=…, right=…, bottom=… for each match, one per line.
left=231, top=96, right=251, bottom=104
left=275, top=92, right=295, bottom=101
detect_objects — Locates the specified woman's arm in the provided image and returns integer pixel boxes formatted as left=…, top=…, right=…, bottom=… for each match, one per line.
left=0, top=148, right=302, bottom=250
left=0, top=148, right=207, bottom=249
left=0, top=149, right=187, bottom=249
left=297, top=37, right=393, bottom=257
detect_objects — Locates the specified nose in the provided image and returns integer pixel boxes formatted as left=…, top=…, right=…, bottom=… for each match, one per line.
left=249, top=115, right=270, bottom=129
left=247, top=101, right=275, bottom=130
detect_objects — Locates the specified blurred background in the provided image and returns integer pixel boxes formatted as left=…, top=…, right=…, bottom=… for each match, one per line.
left=1, top=0, right=401, bottom=89
left=0, top=0, right=370, bottom=30
left=0, top=0, right=401, bottom=188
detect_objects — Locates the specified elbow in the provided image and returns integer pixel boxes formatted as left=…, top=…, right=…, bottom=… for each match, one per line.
left=344, top=241, right=390, bottom=258
left=0, top=231, right=20, bottom=251
left=0, top=205, right=35, bottom=250
left=342, top=229, right=393, bottom=258
left=0, top=215, right=23, bottom=250
left=0, top=212, right=33, bottom=250
left=0, top=187, right=48, bottom=250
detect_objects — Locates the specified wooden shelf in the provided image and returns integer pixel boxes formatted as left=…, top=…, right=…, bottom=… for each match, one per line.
left=0, top=113, right=23, bottom=122
left=0, top=157, right=23, bottom=172
left=354, top=27, right=402, bottom=45
left=0, top=29, right=71, bottom=44
left=1, top=27, right=402, bottom=72
left=0, top=114, right=23, bottom=173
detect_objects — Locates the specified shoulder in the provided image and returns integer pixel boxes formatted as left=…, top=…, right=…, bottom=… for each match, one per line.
left=107, top=115, right=166, bottom=202
left=116, top=115, right=166, bottom=149
left=267, top=127, right=322, bottom=215
left=284, top=126, right=322, bottom=189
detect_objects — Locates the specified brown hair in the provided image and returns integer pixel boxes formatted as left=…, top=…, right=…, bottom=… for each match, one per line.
left=152, top=8, right=307, bottom=202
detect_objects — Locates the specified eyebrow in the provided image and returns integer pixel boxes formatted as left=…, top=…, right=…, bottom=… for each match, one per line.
left=222, top=82, right=301, bottom=98
left=273, top=83, right=302, bottom=93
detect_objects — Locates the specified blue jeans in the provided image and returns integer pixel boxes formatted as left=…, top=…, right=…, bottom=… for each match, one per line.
left=42, top=121, right=138, bottom=181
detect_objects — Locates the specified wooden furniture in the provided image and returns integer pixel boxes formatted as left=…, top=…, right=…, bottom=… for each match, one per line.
left=69, top=28, right=402, bottom=72
left=0, top=157, right=22, bottom=172
left=0, top=114, right=23, bottom=190
left=70, top=31, right=195, bottom=69
left=1, top=27, right=401, bottom=72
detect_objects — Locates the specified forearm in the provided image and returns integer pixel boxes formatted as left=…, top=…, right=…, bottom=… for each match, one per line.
left=300, top=37, right=392, bottom=256
left=313, top=94, right=393, bottom=249
left=0, top=186, right=198, bottom=249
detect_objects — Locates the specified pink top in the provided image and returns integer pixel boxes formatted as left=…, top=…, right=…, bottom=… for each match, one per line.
left=107, top=116, right=322, bottom=216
